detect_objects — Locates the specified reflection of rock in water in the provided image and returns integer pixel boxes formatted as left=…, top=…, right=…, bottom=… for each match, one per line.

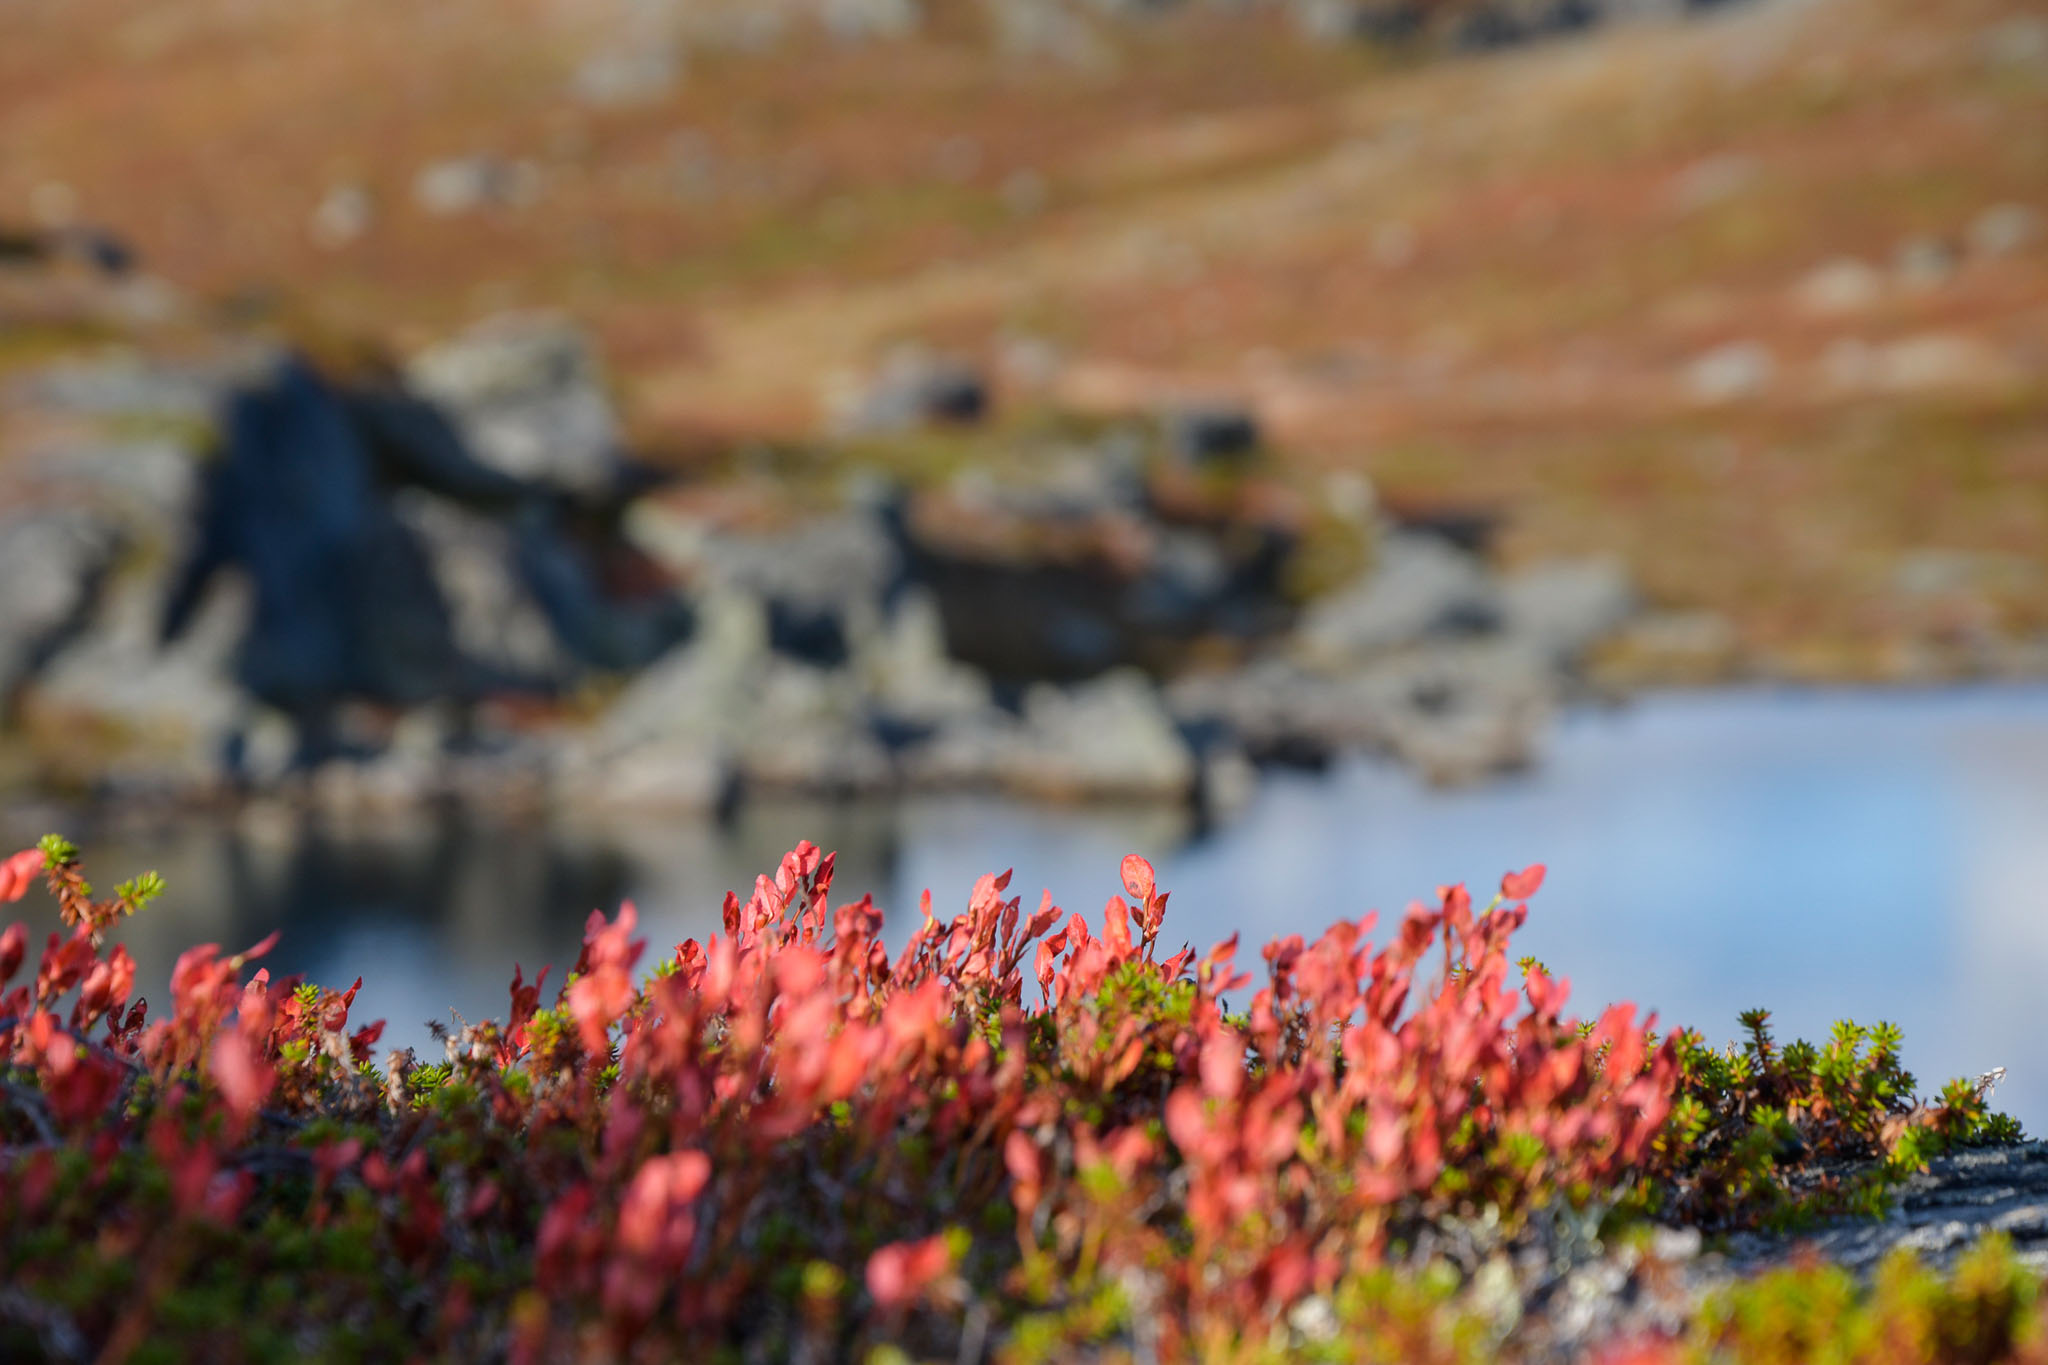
left=0, top=804, right=643, bottom=1042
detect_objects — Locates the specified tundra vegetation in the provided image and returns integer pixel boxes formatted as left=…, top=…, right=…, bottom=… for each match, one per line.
left=0, top=837, right=2033, bottom=1362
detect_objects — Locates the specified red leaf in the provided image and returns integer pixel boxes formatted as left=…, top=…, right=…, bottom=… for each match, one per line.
left=1199, top=1033, right=1243, bottom=1101
left=1120, top=854, right=1156, bottom=904
left=0, top=848, right=44, bottom=903
left=866, top=1234, right=952, bottom=1312
left=210, top=1031, right=275, bottom=1125
left=1003, top=1130, right=1042, bottom=1189
left=1102, top=896, right=1132, bottom=956
left=0, top=922, right=24, bottom=983
left=1502, top=864, right=1546, bottom=901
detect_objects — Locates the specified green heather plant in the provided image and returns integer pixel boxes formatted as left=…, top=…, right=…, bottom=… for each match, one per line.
left=0, top=839, right=2029, bottom=1363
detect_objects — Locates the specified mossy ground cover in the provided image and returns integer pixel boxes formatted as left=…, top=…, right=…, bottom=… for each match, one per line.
left=0, top=835, right=2031, bottom=1362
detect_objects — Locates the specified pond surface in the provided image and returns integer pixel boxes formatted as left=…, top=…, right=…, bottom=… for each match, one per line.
left=8, top=684, right=2047, bottom=1135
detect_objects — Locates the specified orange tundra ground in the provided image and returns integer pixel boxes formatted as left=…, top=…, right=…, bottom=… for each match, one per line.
left=1, top=0, right=2044, bottom=678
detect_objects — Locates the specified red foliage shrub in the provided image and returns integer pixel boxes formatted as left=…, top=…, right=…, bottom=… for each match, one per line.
left=0, top=838, right=2020, bottom=1362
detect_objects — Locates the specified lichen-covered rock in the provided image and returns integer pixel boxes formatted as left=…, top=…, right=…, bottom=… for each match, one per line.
left=0, top=509, right=123, bottom=704
left=1500, top=556, right=1638, bottom=667
left=1722, top=1142, right=2048, bottom=1277
left=405, top=314, right=621, bottom=496
left=1297, top=533, right=1501, bottom=665
left=907, top=667, right=1196, bottom=800
left=827, top=345, right=988, bottom=435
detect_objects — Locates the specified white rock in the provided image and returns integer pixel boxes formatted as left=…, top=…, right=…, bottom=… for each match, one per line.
left=310, top=184, right=373, bottom=248
left=406, top=314, right=623, bottom=495
left=820, top=0, right=921, bottom=41
left=1968, top=203, right=2040, bottom=258
left=1791, top=257, right=1883, bottom=316
left=1500, top=557, right=1637, bottom=665
left=26, top=566, right=252, bottom=792
left=1010, top=669, right=1196, bottom=799
left=1298, top=534, right=1498, bottom=664
left=1683, top=341, right=1773, bottom=404
left=412, top=157, right=541, bottom=217
left=0, top=511, right=123, bottom=697
left=573, top=47, right=681, bottom=108
left=908, top=668, right=1195, bottom=800
left=1979, top=17, right=2048, bottom=72
left=1893, top=236, right=1956, bottom=290
left=859, top=588, right=991, bottom=726
left=393, top=491, right=570, bottom=684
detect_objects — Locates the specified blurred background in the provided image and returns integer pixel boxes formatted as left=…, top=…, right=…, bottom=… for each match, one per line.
left=1, top=0, right=2044, bottom=1126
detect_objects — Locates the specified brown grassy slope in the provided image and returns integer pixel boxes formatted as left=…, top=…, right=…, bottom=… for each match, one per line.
left=2, top=0, right=2044, bottom=677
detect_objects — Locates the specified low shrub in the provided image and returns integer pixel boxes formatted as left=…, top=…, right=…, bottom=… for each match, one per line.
left=0, top=837, right=2026, bottom=1362
left=1599, top=1236, right=2047, bottom=1365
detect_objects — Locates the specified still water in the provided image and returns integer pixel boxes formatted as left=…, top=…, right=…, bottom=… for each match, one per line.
left=8, top=685, right=2047, bottom=1134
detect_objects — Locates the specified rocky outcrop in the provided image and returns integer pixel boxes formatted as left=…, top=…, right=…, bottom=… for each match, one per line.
left=404, top=315, right=626, bottom=497
left=0, top=316, right=1647, bottom=810
left=1169, top=541, right=1633, bottom=784
left=1721, top=1142, right=2048, bottom=1277
left=1347, top=1142, right=2048, bottom=1363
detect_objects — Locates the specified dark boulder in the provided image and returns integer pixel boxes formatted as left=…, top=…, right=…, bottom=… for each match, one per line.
left=160, top=356, right=691, bottom=762
left=161, top=358, right=471, bottom=720
left=1164, top=405, right=1261, bottom=469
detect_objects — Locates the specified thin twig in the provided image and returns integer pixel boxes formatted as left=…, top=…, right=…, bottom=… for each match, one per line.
left=0, top=1077, right=58, bottom=1145
left=0, top=1286, right=90, bottom=1364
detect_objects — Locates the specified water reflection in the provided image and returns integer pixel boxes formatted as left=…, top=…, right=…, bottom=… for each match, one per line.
left=7, top=685, right=2046, bottom=1135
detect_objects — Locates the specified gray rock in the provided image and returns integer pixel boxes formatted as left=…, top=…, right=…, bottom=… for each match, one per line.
left=572, top=47, right=681, bottom=108
left=830, top=346, right=988, bottom=435
left=1719, top=1143, right=2048, bottom=1277
left=310, top=184, right=373, bottom=248
left=23, top=439, right=197, bottom=528
left=1499, top=557, right=1637, bottom=666
left=908, top=668, right=1195, bottom=800
left=1012, top=669, right=1194, bottom=798
left=555, top=592, right=761, bottom=811
left=1683, top=340, right=1773, bottom=404
left=1968, top=203, right=2040, bottom=258
left=1170, top=639, right=1554, bottom=785
left=857, top=587, right=992, bottom=727
left=985, top=0, right=1112, bottom=65
left=391, top=490, right=573, bottom=687
left=1298, top=533, right=1500, bottom=664
left=23, top=353, right=227, bottom=421
left=735, top=659, right=894, bottom=792
left=1979, top=16, right=2048, bottom=73
left=1168, top=657, right=1385, bottom=759
left=1362, top=642, right=1553, bottom=785
left=564, top=589, right=891, bottom=804
left=585, top=590, right=767, bottom=752
left=411, top=157, right=542, bottom=217
left=405, top=315, right=623, bottom=496
left=698, top=511, right=901, bottom=625
left=1894, top=236, right=1957, bottom=290
left=821, top=0, right=922, bottom=40
left=1294, top=0, right=1427, bottom=44
left=0, top=510, right=123, bottom=702
left=22, top=561, right=250, bottom=793
left=1792, top=257, right=1884, bottom=316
